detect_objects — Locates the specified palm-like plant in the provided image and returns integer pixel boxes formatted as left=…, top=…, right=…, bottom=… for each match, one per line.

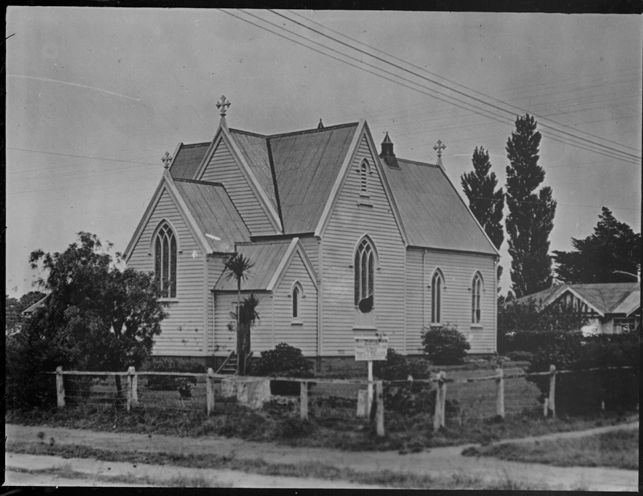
left=223, top=253, right=254, bottom=373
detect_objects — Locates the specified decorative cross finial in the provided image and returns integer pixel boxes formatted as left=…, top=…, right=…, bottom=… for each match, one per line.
left=433, top=140, right=446, bottom=166
left=162, top=151, right=172, bottom=169
left=433, top=140, right=446, bottom=158
left=216, top=95, right=231, bottom=118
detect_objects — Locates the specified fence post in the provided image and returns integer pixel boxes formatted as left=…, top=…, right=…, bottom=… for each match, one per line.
left=495, top=367, right=505, bottom=419
left=206, top=368, right=215, bottom=416
left=433, top=370, right=446, bottom=432
left=548, top=364, right=556, bottom=418
left=130, top=366, right=139, bottom=408
left=56, top=366, right=66, bottom=408
left=300, top=381, right=309, bottom=421
left=127, top=367, right=135, bottom=411
left=375, top=380, right=385, bottom=437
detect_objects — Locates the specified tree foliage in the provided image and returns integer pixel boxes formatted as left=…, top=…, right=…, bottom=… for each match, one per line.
left=553, top=207, right=641, bottom=284
left=6, top=232, right=167, bottom=408
left=505, top=114, right=557, bottom=298
left=461, top=146, right=505, bottom=250
left=422, top=325, right=471, bottom=365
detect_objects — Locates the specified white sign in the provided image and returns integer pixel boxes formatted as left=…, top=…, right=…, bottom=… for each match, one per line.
left=354, top=335, right=388, bottom=361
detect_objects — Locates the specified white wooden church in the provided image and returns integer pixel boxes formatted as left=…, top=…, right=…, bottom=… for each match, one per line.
left=124, top=97, right=500, bottom=367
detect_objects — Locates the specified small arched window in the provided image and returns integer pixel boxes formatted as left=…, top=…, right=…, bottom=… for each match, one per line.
left=472, top=272, right=483, bottom=324
left=354, top=237, right=375, bottom=313
left=360, top=160, right=369, bottom=196
left=292, top=284, right=300, bottom=319
left=431, top=269, right=444, bottom=325
left=154, top=222, right=177, bottom=298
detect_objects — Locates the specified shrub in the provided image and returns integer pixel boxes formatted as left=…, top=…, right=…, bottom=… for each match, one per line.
left=141, top=358, right=204, bottom=390
left=503, top=329, right=583, bottom=355
left=527, top=331, right=640, bottom=413
left=249, top=343, right=314, bottom=378
left=422, top=326, right=470, bottom=365
left=373, top=349, right=431, bottom=381
left=504, top=350, right=535, bottom=363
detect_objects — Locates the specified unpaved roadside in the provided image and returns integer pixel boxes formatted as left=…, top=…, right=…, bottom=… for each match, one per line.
left=5, top=422, right=639, bottom=490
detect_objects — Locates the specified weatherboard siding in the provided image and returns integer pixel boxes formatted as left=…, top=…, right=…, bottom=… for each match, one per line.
left=205, top=255, right=228, bottom=354
left=272, top=251, right=319, bottom=356
left=405, top=248, right=496, bottom=354
left=321, top=135, right=407, bottom=356
left=299, top=236, right=320, bottom=274
left=214, top=293, right=273, bottom=355
left=199, top=138, right=275, bottom=236
left=127, top=189, right=207, bottom=357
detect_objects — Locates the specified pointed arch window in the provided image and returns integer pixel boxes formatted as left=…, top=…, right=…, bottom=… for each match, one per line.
left=354, top=238, right=375, bottom=313
left=431, top=269, right=444, bottom=325
left=472, top=272, right=483, bottom=324
left=292, top=283, right=301, bottom=319
left=154, top=222, right=177, bottom=298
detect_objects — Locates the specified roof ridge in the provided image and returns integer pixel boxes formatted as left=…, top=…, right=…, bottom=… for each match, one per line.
left=228, top=128, right=268, bottom=139
left=174, top=178, right=226, bottom=188
left=268, top=121, right=359, bottom=139
left=236, top=239, right=292, bottom=246
left=180, top=142, right=211, bottom=148
left=397, top=157, right=439, bottom=168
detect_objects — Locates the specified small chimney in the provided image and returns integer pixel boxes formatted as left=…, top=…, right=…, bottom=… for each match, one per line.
left=379, top=132, right=399, bottom=168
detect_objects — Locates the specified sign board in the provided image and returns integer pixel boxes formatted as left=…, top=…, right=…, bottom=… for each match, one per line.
left=354, top=336, right=388, bottom=361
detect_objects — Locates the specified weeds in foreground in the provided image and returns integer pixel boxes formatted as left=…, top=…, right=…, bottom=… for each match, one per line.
left=461, top=427, right=639, bottom=470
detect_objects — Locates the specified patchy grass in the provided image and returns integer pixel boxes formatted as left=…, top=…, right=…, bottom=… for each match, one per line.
left=6, top=440, right=552, bottom=489
left=462, top=428, right=639, bottom=470
left=6, top=399, right=637, bottom=453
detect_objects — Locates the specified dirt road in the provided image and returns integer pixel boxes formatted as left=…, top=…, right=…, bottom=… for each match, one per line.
left=5, top=422, right=639, bottom=490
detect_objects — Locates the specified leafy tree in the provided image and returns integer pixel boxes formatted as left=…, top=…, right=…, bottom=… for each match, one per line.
left=25, top=232, right=167, bottom=397
left=553, top=207, right=641, bottom=284
left=461, top=146, right=505, bottom=250
left=223, top=253, right=254, bottom=374
left=505, top=114, right=557, bottom=298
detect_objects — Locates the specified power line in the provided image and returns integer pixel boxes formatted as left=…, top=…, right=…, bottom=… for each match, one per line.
left=269, top=10, right=640, bottom=162
left=6, top=147, right=159, bottom=167
left=226, top=10, right=639, bottom=166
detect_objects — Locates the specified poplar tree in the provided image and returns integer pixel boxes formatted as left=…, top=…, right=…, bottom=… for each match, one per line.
left=460, top=146, right=505, bottom=250
left=505, top=114, right=557, bottom=298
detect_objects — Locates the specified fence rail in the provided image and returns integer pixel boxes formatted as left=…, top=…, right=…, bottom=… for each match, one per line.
left=49, top=363, right=635, bottom=436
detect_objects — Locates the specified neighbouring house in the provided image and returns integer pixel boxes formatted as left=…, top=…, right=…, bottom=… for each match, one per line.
left=21, top=295, right=49, bottom=318
left=516, top=282, right=641, bottom=335
left=123, top=98, right=500, bottom=368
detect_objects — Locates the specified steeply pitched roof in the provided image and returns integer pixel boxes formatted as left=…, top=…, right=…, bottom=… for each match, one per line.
left=169, top=142, right=210, bottom=180
left=22, top=295, right=49, bottom=316
left=516, top=282, right=641, bottom=316
left=385, top=159, right=497, bottom=255
left=228, top=130, right=278, bottom=215
left=173, top=179, right=250, bottom=253
left=213, top=240, right=293, bottom=291
left=270, top=123, right=359, bottom=234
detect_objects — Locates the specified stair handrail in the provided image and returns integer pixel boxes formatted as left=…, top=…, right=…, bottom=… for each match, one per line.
left=215, top=351, right=236, bottom=375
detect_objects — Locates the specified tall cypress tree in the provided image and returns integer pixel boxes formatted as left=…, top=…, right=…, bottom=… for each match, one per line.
left=461, top=146, right=505, bottom=250
left=505, top=114, right=556, bottom=298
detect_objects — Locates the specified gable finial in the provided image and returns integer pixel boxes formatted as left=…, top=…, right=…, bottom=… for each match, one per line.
left=162, top=151, right=172, bottom=169
left=433, top=140, right=446, bottom=167
left=317, top=119, right=324, bottom=129
left=216, top=95, right=231, bottom=118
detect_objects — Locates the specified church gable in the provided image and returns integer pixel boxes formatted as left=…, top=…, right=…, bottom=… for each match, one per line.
left=197, top=133, right=279, bottom=236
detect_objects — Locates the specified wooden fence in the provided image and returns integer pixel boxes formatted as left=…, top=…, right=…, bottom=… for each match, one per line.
left=51, top=364, right=633, bottom=437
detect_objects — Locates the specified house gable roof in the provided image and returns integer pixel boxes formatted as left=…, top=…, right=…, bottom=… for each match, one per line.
left=169, top=142, right=210, bottom=180
left=385, top=157, right=498, bottom=255
left=516, top=282, right=641, bottom=317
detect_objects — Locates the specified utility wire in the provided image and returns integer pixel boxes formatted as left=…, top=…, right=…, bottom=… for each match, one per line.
left=226, top=10, right=638, bottom=165
left=270, top=10, right=640, bottom=161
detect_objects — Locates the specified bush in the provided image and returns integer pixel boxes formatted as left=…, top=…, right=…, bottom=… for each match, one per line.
left=249, top=343, right=314, bottom=378
left=422, top=326, right=470, bottom=365
left=141, top=358, right=204, bottom=390
left=503, top=329, right=583, bottom=355
left=527, top=331, right=640, bottom=413
left=504, top=350, right=535, bottom=363
left=373, top=349, right=431, bottom=381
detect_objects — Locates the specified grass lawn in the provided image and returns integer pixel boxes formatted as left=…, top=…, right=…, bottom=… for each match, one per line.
left=462, top=428, right=639, bottom=470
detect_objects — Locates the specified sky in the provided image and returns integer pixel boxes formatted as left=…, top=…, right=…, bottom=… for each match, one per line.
left=6, top=8, right=642, bottom=297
